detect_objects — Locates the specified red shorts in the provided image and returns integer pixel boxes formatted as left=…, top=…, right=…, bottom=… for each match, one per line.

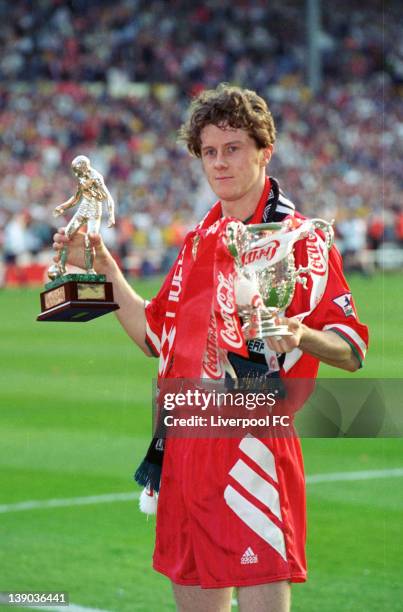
left=153, top=435, right=307, bottom=588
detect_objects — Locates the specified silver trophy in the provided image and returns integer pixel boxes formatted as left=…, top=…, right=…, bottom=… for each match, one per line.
left=225, top=218, right=334, bottom=339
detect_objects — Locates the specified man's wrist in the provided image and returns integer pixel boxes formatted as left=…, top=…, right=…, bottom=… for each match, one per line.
left=298, top=323, right=314, bottom=351
left=98, top=254, right=121, bottom=281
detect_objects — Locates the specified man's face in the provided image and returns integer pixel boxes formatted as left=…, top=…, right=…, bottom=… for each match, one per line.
left=200, top=124, right=272, bottom=204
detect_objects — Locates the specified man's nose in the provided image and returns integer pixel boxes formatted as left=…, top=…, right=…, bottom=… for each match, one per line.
left=213, top=152, right=228, bottom=169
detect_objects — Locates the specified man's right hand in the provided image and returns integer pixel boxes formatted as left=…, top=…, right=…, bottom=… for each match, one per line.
left=52, top=228, right=112, bottom=274
left=53, top=227, right=152, bottom=356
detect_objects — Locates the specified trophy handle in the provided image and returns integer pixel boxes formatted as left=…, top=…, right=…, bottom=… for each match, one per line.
left=294, top=265, right=312, bottom=289
left=311, top=218, right=334, bottom=250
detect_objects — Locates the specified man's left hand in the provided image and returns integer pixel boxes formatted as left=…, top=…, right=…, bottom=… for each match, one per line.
left=265, top=316, right=304, bottom=354
left=265, top=316, right=361, bottom=372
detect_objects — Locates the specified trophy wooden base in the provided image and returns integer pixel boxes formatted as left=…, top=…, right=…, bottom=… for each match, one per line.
left=37, top=274, right=119, bottom=322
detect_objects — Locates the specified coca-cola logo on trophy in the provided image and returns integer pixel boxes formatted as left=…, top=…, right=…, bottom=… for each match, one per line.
left=306, top=233, right=327, bottom=276
left=216, top=272, right=244, bottom=349
left=202, top=314, right=223, bottom=379
left=241, top=239, right=280, bottom=266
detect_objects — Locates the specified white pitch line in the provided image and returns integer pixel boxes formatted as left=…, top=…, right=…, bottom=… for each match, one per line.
left=306, top=467, right=403, bottom=484
left=0, top=491, right=139, bottom=514
left=1, top=467, right=403, bottom=515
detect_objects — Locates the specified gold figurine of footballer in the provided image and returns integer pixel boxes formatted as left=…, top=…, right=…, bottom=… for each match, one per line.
left=48, top=155, right=115, bottom=280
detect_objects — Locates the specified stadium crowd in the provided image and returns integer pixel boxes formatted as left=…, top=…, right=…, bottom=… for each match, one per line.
left=0, top=0, right=402, bottom=283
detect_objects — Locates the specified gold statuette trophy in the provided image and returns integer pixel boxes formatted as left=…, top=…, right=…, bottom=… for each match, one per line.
left=37, top=155, right=119, bottom=322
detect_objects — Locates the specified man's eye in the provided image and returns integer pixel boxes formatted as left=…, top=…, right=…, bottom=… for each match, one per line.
left=228, top=146, right=238, bottom=153
left=203, top=149, right=215, bottom=157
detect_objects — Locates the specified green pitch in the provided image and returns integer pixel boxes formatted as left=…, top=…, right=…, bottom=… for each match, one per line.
left=0, top=272, right=402, bottom=611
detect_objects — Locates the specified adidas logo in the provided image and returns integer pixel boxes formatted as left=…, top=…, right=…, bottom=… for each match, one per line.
left=240, top=546, right=258, bottom=565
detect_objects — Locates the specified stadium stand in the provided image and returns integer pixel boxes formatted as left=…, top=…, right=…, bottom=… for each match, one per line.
left=0, top=0, right=401, bottom=283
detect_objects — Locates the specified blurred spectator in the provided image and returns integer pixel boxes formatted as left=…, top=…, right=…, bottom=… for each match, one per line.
left=367, top=211, right=385, bottom=251
left=337, top=212, right=372, bottom=274
left=395, top=209, right=403, bottom=248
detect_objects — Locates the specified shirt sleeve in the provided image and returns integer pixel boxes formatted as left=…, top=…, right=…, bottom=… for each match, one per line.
left=300, top=244, right=369, bottom=366
left=144, top=271, right=173, bottom=357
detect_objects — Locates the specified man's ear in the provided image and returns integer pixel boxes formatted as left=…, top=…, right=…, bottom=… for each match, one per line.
left=261, top=144, right=274, bottom=166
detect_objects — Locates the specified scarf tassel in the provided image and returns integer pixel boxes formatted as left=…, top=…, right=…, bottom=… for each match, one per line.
left=134, top=459, right=162, bottom=493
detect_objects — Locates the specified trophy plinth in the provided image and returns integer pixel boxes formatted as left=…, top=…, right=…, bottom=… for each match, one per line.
left=37, top=274, right=119, bottom=322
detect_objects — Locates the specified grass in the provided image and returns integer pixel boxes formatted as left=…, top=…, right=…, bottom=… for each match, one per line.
left=0, top=271, right=402, bottom=611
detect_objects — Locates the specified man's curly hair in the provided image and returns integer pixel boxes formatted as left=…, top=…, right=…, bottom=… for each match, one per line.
left=179, top=83, right=276, bottom=157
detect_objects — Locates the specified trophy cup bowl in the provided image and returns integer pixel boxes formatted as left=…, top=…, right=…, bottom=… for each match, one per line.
left=225, top=218, right=333, bottom=340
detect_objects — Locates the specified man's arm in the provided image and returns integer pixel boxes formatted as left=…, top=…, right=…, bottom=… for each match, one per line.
left=266, top=317, right=360, bottom=372
left=52, top=229, right=152, bottom=356
left=99, top=253, right=151, bottom=355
